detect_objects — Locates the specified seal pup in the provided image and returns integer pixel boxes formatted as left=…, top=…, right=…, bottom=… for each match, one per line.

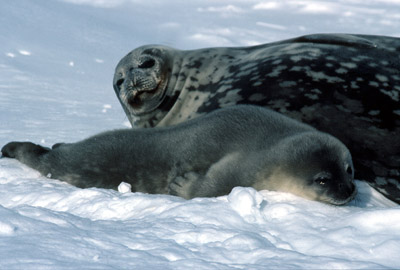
left=1, top=106, right=356, bottom=205
left=113, top=33, right=400, bottom=203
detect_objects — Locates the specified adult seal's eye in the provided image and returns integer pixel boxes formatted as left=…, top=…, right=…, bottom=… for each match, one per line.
left=114, top=73, right=124, bottom=91
left=116, top=78, right=124, bottom=88
left=138, top=59, right=155, bottom=69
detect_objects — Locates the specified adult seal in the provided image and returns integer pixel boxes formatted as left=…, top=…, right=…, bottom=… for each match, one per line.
left=1, top=106, right=356, bottom=205
left=113, top=33, right=400, bottom=203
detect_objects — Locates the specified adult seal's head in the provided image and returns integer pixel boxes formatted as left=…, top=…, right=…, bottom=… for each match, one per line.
left=113, top=45, right=181, bottom=127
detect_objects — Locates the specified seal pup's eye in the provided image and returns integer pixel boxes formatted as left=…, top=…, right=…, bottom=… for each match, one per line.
left=139, top=59, right=155, bottom=69
left=315, top=176, right=328, bottom=185
left=346, top=165, right=353, bottom=175
left=313, top=172, right=332, bottom=186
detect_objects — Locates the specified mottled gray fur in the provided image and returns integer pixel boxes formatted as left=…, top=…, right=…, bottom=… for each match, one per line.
left=2, top=106, right=355, bottom=205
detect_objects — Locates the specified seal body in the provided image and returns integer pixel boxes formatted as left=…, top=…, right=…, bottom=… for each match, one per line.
left=1, top=106, right=356, bottom=205
left=113, top=34, right=400, bottom=203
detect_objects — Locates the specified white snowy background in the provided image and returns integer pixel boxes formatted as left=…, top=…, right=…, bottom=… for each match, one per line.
left=1, top=0, right=400, bottom=269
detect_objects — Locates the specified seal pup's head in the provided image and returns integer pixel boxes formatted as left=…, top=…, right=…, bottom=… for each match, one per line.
left=113, top=45, right=176, bottom=127
left=256, top=132, right=356, bottom=205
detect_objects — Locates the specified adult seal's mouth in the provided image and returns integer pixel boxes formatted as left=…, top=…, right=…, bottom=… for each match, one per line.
left=124, top=82, right=164, bottom=115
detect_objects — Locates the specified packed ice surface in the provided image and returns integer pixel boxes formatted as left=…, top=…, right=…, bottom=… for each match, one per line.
left=0, top=0, right=400, bottom=269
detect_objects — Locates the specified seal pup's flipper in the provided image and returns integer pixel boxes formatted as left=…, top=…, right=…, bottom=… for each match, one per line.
left=2, top=142, right=50, bottom=168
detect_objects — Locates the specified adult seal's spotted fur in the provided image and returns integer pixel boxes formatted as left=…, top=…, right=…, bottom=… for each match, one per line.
left=113, top=33, right=400, bottom=203
left=1, top=106, right=356, bottom=205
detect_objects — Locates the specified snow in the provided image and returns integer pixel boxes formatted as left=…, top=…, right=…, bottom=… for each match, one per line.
left=0, top=0, right=400, bottom=269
